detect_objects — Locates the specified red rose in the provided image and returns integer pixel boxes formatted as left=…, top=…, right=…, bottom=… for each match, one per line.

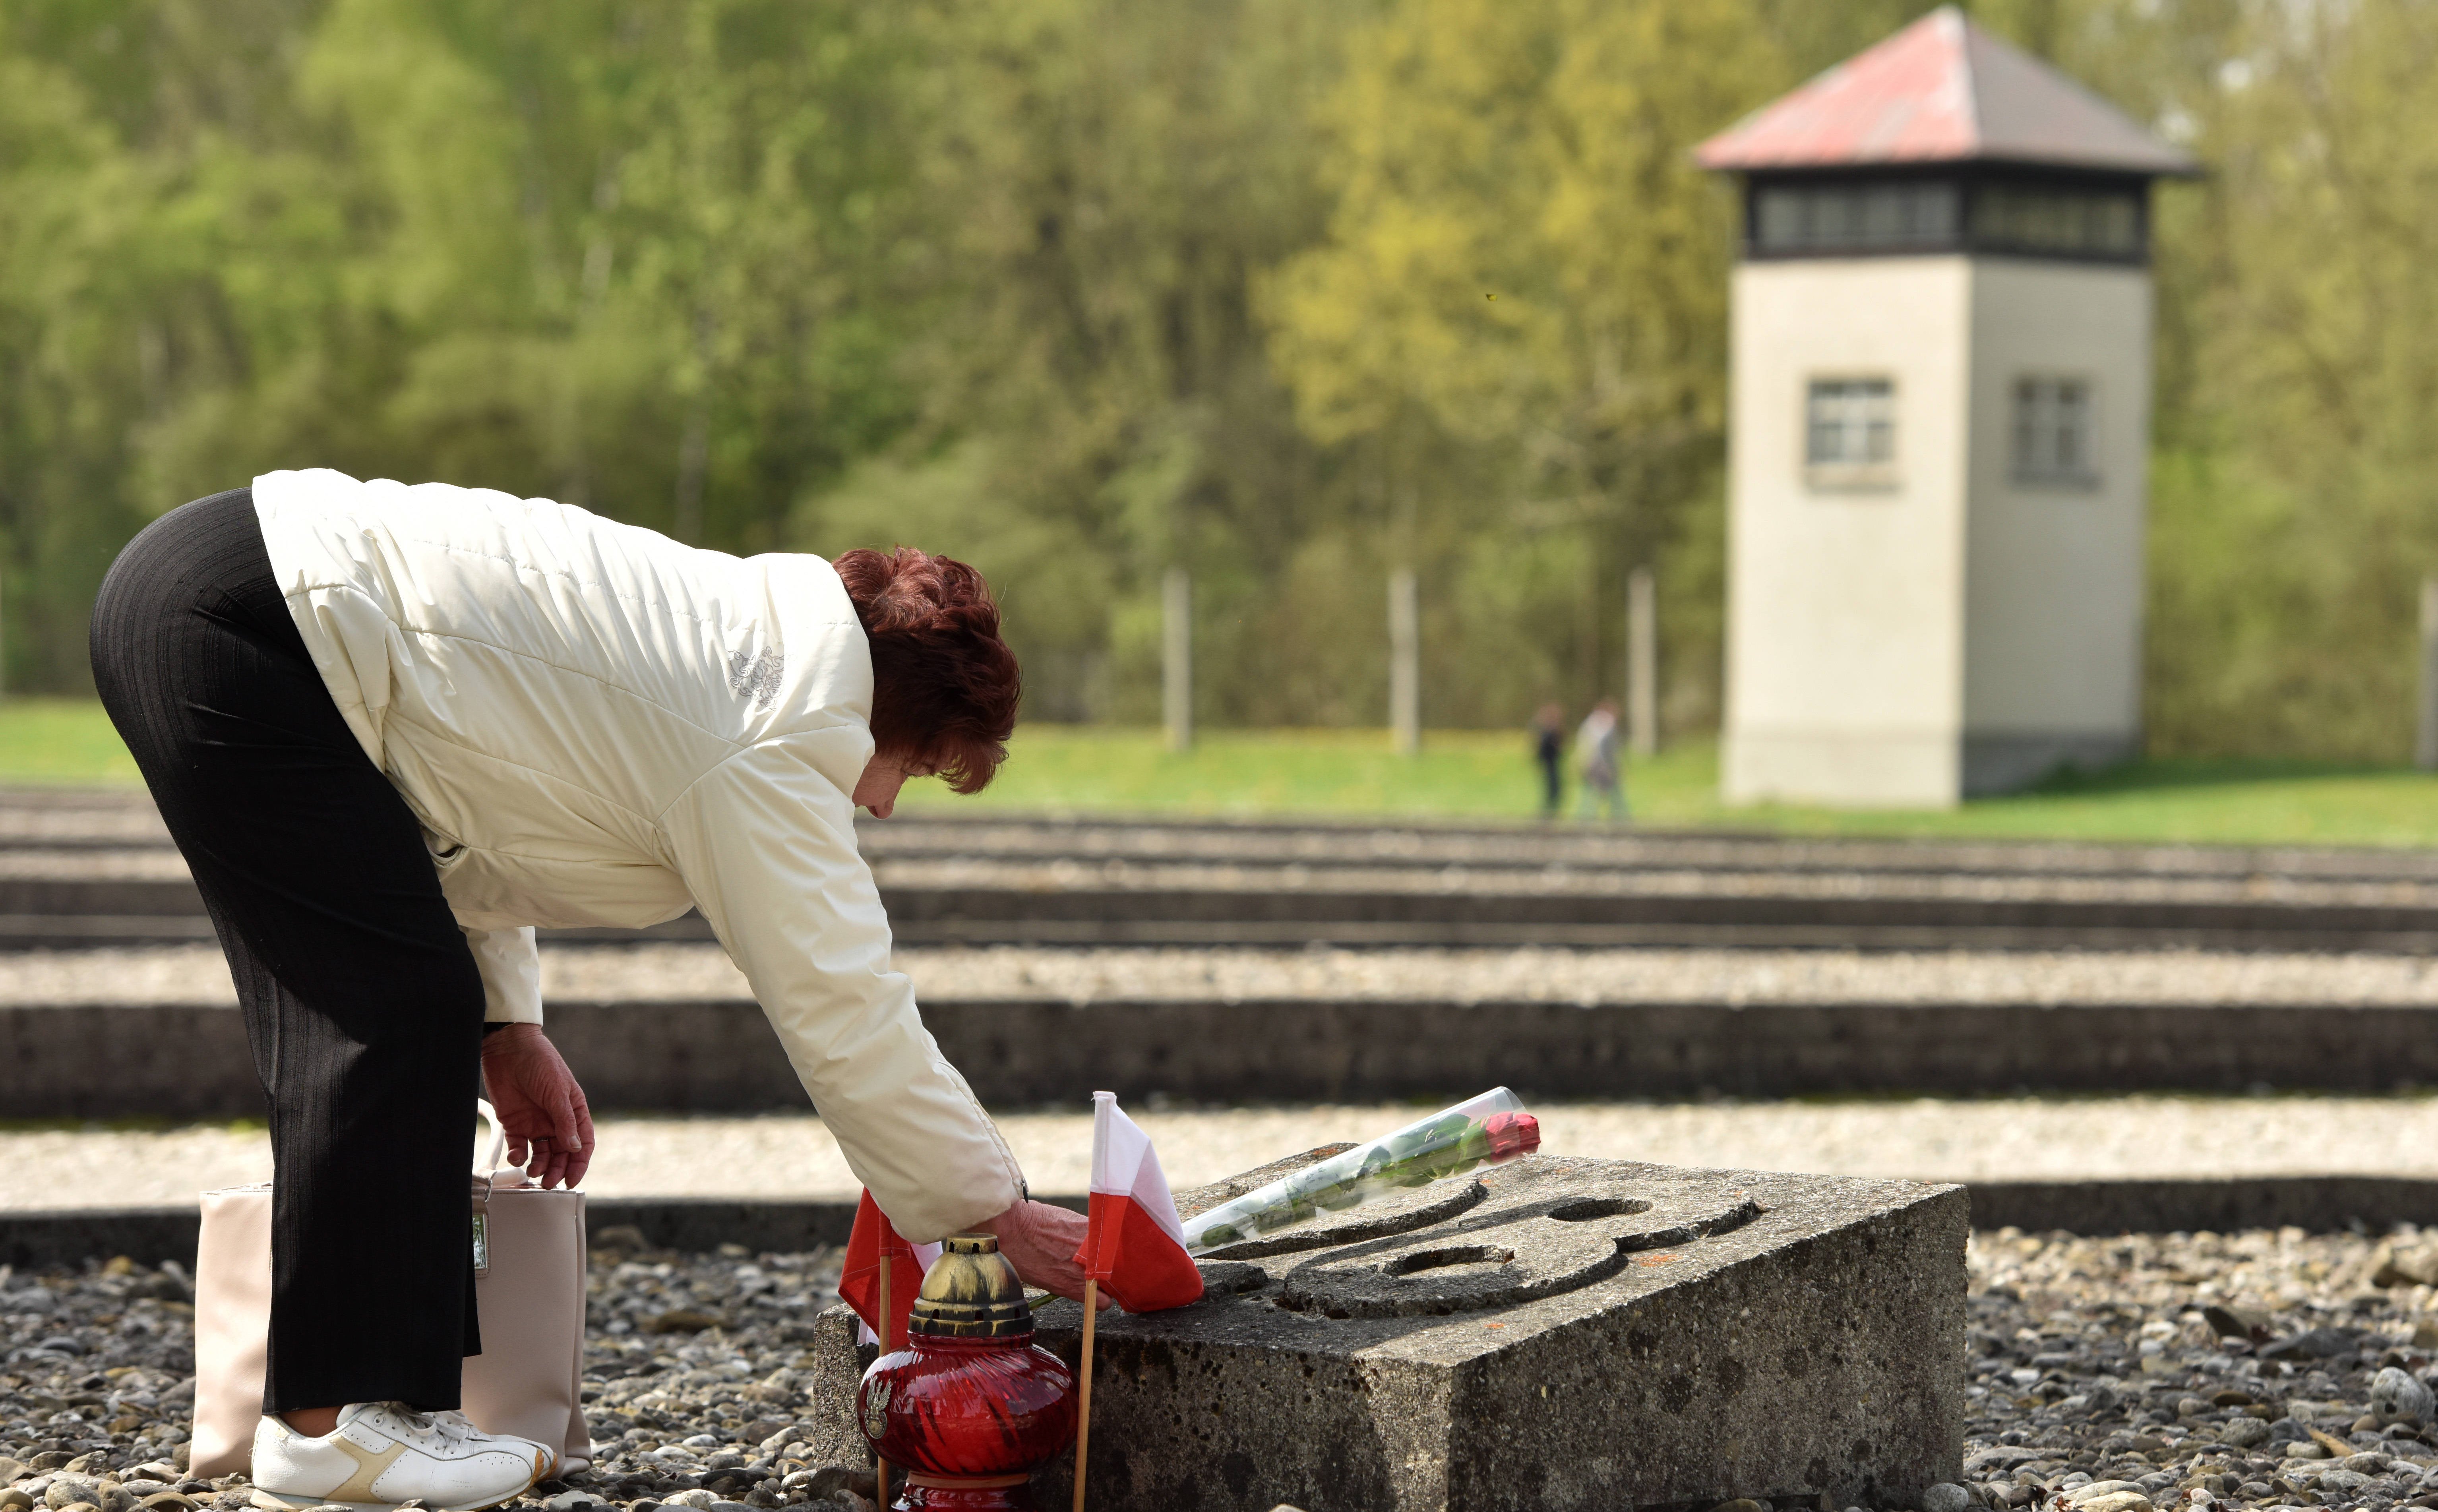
left=1481, top=1111, right=1540, bottom=1161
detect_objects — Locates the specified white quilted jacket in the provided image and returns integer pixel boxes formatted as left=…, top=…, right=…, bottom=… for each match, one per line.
left=250, top=468, right=1024, bottom=1241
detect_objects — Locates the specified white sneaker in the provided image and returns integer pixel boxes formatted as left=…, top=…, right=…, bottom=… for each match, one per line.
left=250, top=1402, right=555, bottom=1512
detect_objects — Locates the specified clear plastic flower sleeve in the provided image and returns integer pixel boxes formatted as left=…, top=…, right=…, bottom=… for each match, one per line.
left=1179, top=1087, right=1543, bottom=1255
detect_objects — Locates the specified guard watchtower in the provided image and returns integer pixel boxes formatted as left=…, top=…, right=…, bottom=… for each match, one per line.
left=1698, top=8, right=2196, bottom=807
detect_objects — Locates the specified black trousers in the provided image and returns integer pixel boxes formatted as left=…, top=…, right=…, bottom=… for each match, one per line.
left=91, top=490, right=484, bottom=1412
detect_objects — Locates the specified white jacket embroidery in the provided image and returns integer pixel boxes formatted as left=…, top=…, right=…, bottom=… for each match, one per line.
left=727, top=648, right=784, bottom=711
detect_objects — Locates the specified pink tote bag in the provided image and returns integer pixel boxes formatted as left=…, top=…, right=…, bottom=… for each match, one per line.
left=189, top=1104, right=591, bottom=1477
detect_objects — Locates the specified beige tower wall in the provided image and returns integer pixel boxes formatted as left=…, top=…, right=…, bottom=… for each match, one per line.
left=1959, top=260, right=2150, bottom=794
left=1722, top=257, right=1974, bottom=807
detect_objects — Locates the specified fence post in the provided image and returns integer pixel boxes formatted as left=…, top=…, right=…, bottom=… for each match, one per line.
left=1389, top=568, right=1420, bottom=755
left=1163, top=567, right=1192, bottom=753
left=1627, top=566, right=1658, bottom=758
left=2419, top=576, right=2438, bottom=772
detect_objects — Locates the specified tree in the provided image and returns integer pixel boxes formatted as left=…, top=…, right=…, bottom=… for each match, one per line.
left=798, top=0, right=1372, bottom=724
left=1259, top=0, right=1784, bottom=725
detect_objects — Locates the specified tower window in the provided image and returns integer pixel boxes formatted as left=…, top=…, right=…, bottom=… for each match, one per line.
left=2012, top=377, right=2098, bottom=486
left=1741, top=171, right=2149, bottom=263
left=1970, top=186, right=2142, bottom=259
left=1755, top=182, right=1960, bottom=253
left=1805, top=378, right=1897, bottom=488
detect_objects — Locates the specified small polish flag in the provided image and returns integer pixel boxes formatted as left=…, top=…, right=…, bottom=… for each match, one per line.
left=838, top=1190, right=941, bottom=1351
left=1071, top=1091, right=1204, bottom=1313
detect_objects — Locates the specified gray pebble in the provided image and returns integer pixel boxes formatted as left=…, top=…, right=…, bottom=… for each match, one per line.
left=2371, top=1366, right=2434, bottom=1425
left=2220, top=1417, right=2271, bottom=1448
left=1922, top=1483, right=1973, bottom=1512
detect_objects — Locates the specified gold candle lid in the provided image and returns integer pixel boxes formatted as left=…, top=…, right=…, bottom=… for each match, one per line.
left=908, top=1232, right=1035, bottom=1338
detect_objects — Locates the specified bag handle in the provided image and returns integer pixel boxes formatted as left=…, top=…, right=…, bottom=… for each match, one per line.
left=471, top=1099, right=516, bottom=1280
left=475, top=1098, right=517, bottom=1196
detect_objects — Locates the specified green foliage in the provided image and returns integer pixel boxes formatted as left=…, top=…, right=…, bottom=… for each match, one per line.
left=2140, top=0, right=2438, bottom=759
left=796, top=0, right=1375, bottom=725
left=0, top=0, right=926, bottom=694
left=1259, top=0, right=1791, bottom=731
left=0, top=0, right=2432, bottom=763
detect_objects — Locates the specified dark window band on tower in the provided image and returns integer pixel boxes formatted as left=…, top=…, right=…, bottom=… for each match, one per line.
left=1742, top=170, right=2151, bottom=265
left=1970, top=184, right=2142, bottom=258
left=1756, top=182, right=1959, bottom=252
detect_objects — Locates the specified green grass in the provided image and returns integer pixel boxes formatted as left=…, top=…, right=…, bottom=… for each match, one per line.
left=14, top=695, right=2438, bottom=846
left=0, top=697, right=143, bottom=786
left=900, top=726, right=2438, bottom=847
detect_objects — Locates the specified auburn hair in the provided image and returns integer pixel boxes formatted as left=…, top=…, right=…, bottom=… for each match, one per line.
left=832, top=547, right=1020, bottom=794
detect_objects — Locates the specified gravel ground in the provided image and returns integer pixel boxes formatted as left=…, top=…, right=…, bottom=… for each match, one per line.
left=12, top=944, right=2438, bottom=1008
left=12, top=1096, right=2438, bottom=1211
left=1954, top=1226, right=2438, bottom=1512
left=0, top=1239, right=878, bottom=1512
left=15, top=1227, right=2438, bottom=1512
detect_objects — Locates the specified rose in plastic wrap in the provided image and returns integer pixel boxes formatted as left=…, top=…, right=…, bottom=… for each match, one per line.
left=1181, top=1088, right=1542, bottom=1254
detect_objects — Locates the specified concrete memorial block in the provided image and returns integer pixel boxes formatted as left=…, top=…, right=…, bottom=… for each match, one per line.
left=808, top=1154, right=1966, bottom=1512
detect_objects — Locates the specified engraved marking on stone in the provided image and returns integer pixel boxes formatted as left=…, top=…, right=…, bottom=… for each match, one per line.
left=726, top=649, right=783, bottom=711
left=327, top=1436, right=408, bottom=1503
left=1193, top=1260, right=1270, bottom=1297
left=1200, top=1178, right=1489, bottom=1260
left=1547, top=1196, right=1651, bottom=1223
left=1384, top=1244, right=1516, bottom=1277
left=1275, top=1170, right=1762, bottom=1320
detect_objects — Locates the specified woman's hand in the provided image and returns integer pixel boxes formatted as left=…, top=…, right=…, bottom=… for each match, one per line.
left=480, top=1024, right=596, bottom=1189
left=976, top=1200, right=1112, bottom=1308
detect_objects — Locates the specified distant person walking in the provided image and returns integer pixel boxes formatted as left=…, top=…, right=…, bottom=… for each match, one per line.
left=1576, top=699, right=1626, bottom=822
left=1530, top=704, right=1566, bottom=819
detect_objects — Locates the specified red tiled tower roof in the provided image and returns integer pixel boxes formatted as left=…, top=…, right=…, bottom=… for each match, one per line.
left=1696, top=6, right=2197, bottom=176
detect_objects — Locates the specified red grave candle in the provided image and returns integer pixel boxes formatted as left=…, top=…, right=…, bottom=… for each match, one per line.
left=857, top=1232, right=1078, bottom=1511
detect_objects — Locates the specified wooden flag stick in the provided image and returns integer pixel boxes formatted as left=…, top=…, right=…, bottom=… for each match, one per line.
left=1071, top=1278, right=1099, bottom=1512
left=876, top=1253, right=892, bottom=1510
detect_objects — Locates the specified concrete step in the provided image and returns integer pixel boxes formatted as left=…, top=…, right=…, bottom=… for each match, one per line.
left=10, top=992, right=2438, bottom=1119
left=20, top=786, right=2438, bottom=883
left=15, top=846, right=2438, bottom=951
left=20, top=790, right=2438, bottom=951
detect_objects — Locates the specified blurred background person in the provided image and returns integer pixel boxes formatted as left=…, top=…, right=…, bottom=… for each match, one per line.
left=1530, top=703, right=1567, bottom=819
left=1576, top=699, right=1625, bottom=823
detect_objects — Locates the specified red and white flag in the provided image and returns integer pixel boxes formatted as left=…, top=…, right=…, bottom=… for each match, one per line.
left=838, top=1190, right=940, bottom=1351
left=1071, top=1091, right=1204, bottom=1313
